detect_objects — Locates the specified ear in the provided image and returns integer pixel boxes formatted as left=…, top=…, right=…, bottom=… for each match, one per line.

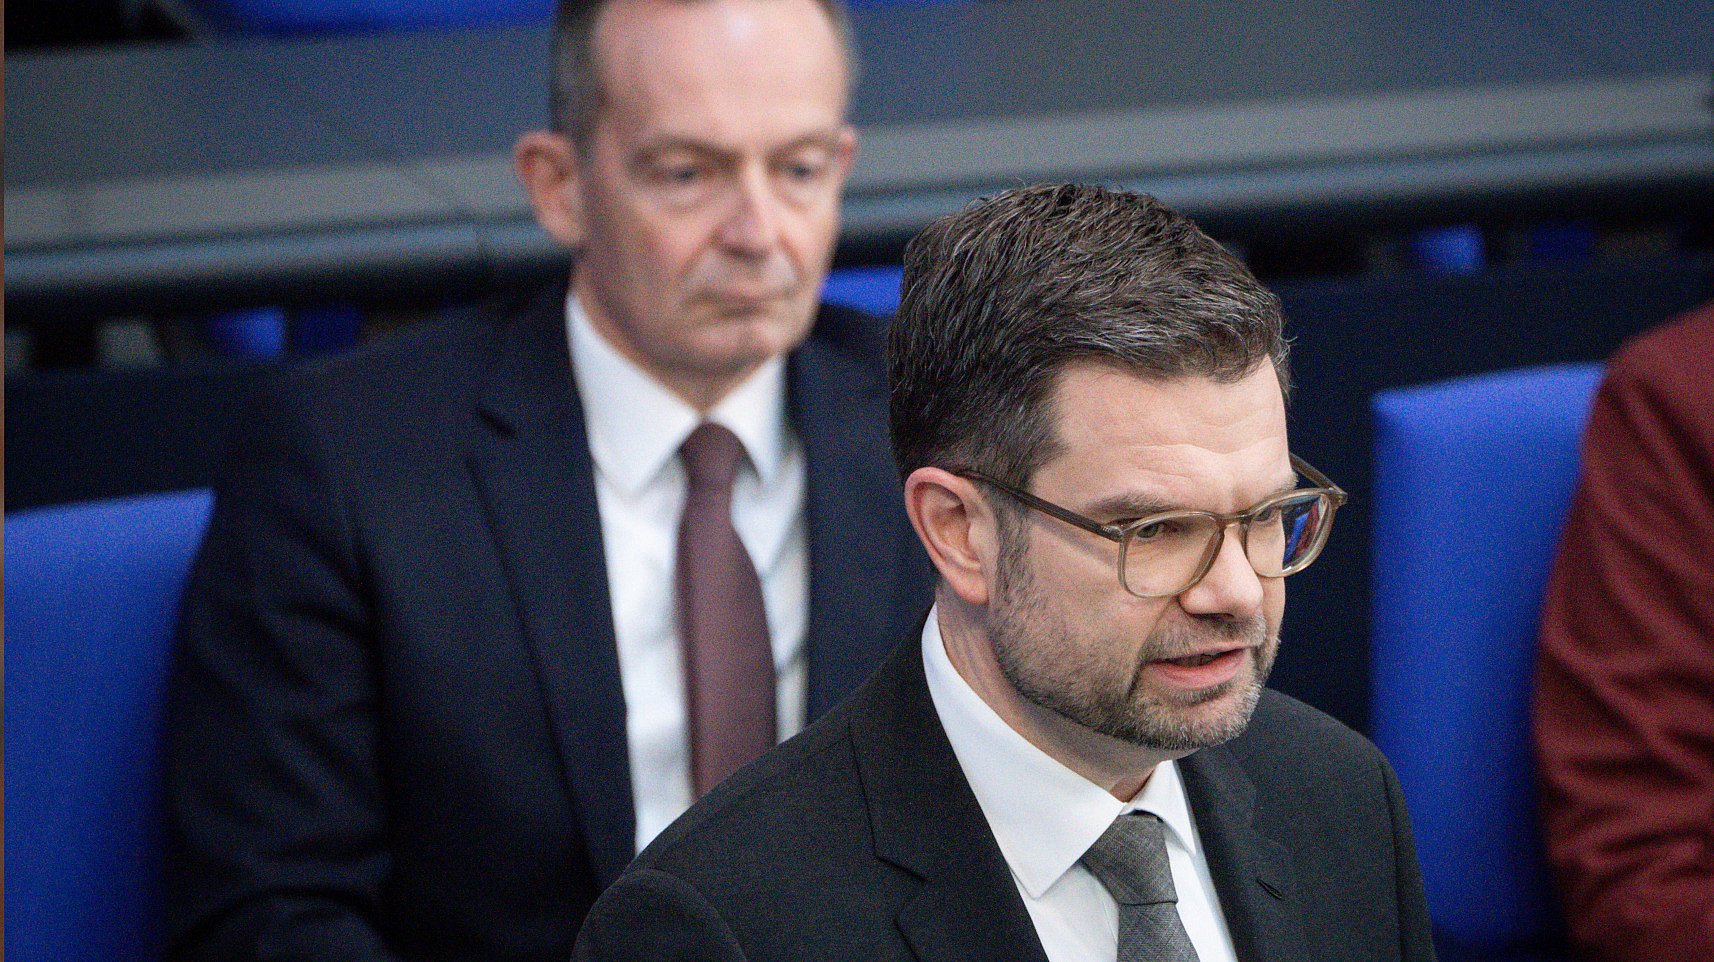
left=830, top=124, right=859, bottom=188
left=514, top=130, right=587, bottom=249
left=904, top=467, right=1002, bottom=607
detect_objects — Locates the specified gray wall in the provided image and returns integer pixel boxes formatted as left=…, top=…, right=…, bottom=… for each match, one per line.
left=9, top=0, right=1711, bottom=314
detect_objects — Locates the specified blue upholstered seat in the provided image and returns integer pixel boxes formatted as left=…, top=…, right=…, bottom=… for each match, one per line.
left=1369, top=363, right=1604, bottom=962
left=822, top=265, right=905, bottom=318
left=4, top=490, right=215, bottom=962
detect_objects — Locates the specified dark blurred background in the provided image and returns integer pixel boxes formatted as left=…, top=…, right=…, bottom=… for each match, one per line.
left=7, top=0, right=1714, bottom=735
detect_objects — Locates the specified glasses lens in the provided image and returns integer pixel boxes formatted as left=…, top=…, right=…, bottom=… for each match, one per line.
left=1246, top=492, right=1332, bottom=577
left=1121, top=514, right=1222, bottom=596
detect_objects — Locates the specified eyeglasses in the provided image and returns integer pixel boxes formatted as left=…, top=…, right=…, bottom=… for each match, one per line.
left=959, top=454, right=1347, bottom=598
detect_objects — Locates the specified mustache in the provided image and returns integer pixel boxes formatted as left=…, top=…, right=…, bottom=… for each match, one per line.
left=1143, top=616, right=1270, bottom=661
left=1124, top=616, right=1274, bottom=706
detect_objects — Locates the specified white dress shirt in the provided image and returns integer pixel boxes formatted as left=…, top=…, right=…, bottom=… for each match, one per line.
left=567, top=295, right=810, bottom=852
left=921, top=608, right=1240, bottom=962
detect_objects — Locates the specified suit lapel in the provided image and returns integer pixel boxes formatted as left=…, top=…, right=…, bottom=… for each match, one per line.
left=466, top=288, right=637, bottom=889
left=790, top=309, right=913, bottom=717
left=1179, top=743, right=1311, bottom=961
left=850, top=642, right=1051, bottom=962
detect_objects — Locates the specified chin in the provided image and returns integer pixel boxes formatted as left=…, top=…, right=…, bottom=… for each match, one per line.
left=1159, top=679, right=1266, bottom=748
left=684, top=333, right=800, bottom=381
left=1097, top=671, right=1267, bottom=753
left=712, top=311, right=814, bottom=359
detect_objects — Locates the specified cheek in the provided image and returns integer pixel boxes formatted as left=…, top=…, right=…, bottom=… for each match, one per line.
left=1263, top=580, right=1286, bottom=629
left=1077, top=588, right=1172, bottom=657
left=1120, top=599, right=1173, bottom=655
left=765, top=197, right=840, bottom=260
left=586, top=188, right=703, bottom=278
left=627, top=216, right=706, bottom=280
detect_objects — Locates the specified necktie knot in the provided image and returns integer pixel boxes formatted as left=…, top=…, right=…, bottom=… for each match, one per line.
left=1083, top=811, right=1179, bottom=906
left=680, top=423, right=746, bottom=494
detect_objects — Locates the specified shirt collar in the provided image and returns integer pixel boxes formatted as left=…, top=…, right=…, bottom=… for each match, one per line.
left=567, top=291, right=791, bottom=496
left=921, top=608, right=1202, bottom=899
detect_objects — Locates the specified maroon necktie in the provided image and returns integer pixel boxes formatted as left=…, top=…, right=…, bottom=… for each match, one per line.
left=676, top=422, right=776, bottom=797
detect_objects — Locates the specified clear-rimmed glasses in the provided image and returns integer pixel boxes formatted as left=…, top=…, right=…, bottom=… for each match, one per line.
left=959, top=454, right=1348, bottom=598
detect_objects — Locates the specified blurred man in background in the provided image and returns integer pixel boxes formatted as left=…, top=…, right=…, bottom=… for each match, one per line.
left=1534, top=300, right=1714, bottom=962
left=165, top=2, right=932, bottom=960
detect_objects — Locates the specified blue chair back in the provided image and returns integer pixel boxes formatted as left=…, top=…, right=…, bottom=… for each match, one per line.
left=5, top=490, right=216, bottom=962
left=1369, top=363, right=1603, bottom=961
left=189, top=0, right=551, bottom=33
left=822, top=265, right=904, bottom=318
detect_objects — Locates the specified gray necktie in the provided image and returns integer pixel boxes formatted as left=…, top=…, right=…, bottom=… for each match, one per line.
left=676, top=423, right=776, bottom=797
left=1082, top=812, right=1201, bottom=962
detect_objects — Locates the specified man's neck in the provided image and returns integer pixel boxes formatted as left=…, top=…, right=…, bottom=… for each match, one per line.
left=592, top=331, right=761, bottom=416
left=573, top=286, right=764, bottom=416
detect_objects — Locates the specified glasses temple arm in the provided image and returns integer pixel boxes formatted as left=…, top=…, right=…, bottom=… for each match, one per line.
left=959, top=471, right=1127, bottom=543
left=1290, top=454, right=1349, bottom=505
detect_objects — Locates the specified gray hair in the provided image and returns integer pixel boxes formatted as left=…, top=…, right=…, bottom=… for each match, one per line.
left=887, top=183, right=1290, bottom=486
left=549, top=0, right=855, bottom=144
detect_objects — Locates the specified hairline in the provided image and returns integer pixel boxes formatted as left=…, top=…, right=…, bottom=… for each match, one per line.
left=553, top=0, right=857, bottom=146
left=887, top=185, right=1292, bottom=493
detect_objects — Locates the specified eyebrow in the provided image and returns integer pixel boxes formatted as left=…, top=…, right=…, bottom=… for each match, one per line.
left=631, top=139, right=726, bottom=167
left=1083, top=493, right=1177, bottom=522
left=1083, top=476, right=1301, bottom=522
left=770, top=130, right=848, bottom=153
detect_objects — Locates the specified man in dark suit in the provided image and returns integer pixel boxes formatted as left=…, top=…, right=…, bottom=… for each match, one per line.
left=574, top=184, right=1437, bottom=962
left=164, top=2, right=932, bottom=961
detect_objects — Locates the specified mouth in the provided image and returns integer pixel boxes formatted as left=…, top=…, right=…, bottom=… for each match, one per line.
left=700, top=286, right=797, bottom=309
left=1159, top=649, right=1235, bottom=667
left=1145, top=646, right=1251, bottom=691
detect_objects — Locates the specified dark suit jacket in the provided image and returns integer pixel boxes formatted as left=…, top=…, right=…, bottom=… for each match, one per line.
left=574, top=638, right=1437, bottom=962
left=164, top=284, right=935, bottom=962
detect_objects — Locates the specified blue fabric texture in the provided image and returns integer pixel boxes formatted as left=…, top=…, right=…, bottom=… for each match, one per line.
left=1369, top=364, right=1602, bottom=955
left=821, top=265, right=904, bottom=319
left=4, top=489, right=215, bottom=962
left=196, top=0, right=553, bottom=33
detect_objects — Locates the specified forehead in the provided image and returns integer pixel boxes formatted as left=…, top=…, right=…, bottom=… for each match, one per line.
left=592, top=0, right=850, bottom=146
left=1041, top=361, right=1291, bottom=497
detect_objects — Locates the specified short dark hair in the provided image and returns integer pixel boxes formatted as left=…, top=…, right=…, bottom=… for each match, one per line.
left=888, top=183, right=1290, bottom=486
left=549, top=0, right=854, bottom=143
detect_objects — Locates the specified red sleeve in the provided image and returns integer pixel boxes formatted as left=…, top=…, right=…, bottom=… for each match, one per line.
left=1533, top=302, right=1714, bottom=962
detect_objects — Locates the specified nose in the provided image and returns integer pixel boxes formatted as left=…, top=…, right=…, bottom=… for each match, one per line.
left=716, top=170, right=784, bottom=258
left=1177, top=523, right=1266, bottom=620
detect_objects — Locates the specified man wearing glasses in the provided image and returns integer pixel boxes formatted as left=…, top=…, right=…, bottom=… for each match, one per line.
left=573, top=183, right=1434, bottom=961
